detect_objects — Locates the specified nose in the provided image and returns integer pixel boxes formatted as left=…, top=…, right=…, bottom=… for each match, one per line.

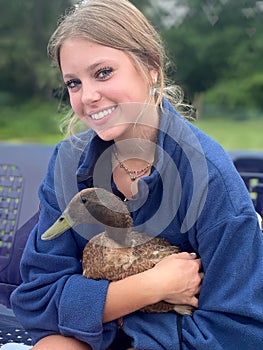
left=81, top=81, right=101, bottom=105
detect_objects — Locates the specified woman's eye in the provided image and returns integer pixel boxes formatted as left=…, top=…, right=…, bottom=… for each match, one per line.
left=96, top=67, right=113, bottom=80
left=65, top=79, right=81, bottom=90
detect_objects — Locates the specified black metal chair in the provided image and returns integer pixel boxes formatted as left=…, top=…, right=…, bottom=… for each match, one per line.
left=0, top=143, right=54, bottom=347
left=229, top=151, right=263, bottom=218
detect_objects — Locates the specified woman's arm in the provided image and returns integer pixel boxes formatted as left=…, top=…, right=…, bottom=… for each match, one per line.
left=182, top=213, right=263, bottom=349
left=103, top=253, right=202, bottom=323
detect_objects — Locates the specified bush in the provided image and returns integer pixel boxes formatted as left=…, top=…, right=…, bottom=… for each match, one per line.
left=203, top=74, right=263, bottom=119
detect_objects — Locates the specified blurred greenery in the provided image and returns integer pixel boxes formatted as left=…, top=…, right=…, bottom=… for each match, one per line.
left=0, top=0, right=262, bottom=149
left=0, top=99, right=262, bottom=151
left=0, top=99, right=63, bottom=144
left=160, top=0, right=263, bottom=112
left=195, top=117, right=263, bottom=150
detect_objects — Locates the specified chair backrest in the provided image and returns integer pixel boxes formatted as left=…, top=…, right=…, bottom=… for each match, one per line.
left=0, top=143, right=54, bottom=307
left=229, top=151, right=263, bottom=217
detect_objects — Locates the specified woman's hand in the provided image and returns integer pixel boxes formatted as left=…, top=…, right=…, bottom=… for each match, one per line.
left=103, top=252, right=203, bottom=323
left=147, top=252, right=203, bottom=308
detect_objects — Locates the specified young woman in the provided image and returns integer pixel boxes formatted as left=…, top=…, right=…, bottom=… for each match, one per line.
left=9, top=0, right=263, bottom=349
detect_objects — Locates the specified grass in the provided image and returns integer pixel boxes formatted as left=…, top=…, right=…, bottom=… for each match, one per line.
left=0, top=99, right=64, bottom=144
left=0, top=99, right=262, bottom=150
left=195, top=117, right=263, bottom=151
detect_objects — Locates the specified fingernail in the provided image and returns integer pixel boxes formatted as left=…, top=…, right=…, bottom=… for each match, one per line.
left=190, top=252, right=197, bottom=257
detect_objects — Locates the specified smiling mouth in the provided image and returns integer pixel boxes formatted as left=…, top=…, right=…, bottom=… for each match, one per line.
left=90, top=106, right=116, bottom=120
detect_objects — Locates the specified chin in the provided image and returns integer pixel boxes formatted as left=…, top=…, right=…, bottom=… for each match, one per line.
left=96, top=125, right=129, bottom=142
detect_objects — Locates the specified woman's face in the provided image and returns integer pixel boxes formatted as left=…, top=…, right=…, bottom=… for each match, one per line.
left=60, top=38, right=157, bottom=141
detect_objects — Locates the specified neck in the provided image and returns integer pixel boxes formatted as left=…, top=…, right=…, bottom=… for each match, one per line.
left=113, top=104, right=159, bottom=158
left=105, top=226, right=132, bottom=247
left=114, top=137, right=156, bottom=161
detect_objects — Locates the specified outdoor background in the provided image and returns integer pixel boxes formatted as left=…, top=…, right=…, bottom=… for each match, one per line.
left=0, top=0, right=262, bottom=150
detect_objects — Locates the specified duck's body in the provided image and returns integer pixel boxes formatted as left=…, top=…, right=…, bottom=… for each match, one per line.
left=82, top=231, right=186, bottom=313
left=42, top=187, right=194, bottom=315
left=83, top=232, right=178, bottom=281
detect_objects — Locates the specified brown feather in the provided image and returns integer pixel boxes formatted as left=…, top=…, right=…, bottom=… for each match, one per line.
left=82, top=230, right=194, bottom=315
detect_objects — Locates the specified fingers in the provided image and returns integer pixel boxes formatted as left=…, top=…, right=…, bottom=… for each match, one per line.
left=195, top=279, right=202, bottom=295
left=199, top=271, right=204, bottom=280
left=172, top=253, right=203, bottom=274
left=152, top=251, right=204, bottom=306
left=191, top=296, right=199, bottom=309
left=172, top=253, right=201, bottom=267
left=173, top=252, right=197, bottom=260
left=191, top=271, right=204, bottom=308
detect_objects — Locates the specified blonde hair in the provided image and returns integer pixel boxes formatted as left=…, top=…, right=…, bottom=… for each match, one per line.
left=48, top=0, right=195, bottom=136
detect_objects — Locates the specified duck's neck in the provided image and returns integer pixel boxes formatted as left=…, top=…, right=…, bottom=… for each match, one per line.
left=105, top=226, right=132, bottom=247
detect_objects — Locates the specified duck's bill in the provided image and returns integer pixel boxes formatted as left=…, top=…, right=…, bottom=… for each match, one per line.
left=41, top=215, right=72, bottom=240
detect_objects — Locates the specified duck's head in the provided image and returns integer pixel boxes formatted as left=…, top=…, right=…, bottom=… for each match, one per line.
left=41, top=187, right=133, bottom=240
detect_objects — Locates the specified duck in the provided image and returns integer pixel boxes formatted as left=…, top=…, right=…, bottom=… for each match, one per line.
left=41, top=187, right=194, bottom=315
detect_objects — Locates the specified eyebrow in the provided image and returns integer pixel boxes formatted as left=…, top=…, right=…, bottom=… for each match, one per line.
left=63, top=60, right=113, bottom=80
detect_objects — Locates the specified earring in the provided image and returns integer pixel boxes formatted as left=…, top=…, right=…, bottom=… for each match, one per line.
left=150, top=87, right=156, bottom=96
left=150, top=74, right=157, bottom=95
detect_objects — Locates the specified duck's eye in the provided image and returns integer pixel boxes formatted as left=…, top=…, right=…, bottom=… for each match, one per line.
left=81, top=196, right=87, bottom=204
left=59, top=217, right=64, bottom=222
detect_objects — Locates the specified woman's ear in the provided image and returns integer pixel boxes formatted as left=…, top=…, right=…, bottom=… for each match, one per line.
left=150, top=69, right=158, bottom=85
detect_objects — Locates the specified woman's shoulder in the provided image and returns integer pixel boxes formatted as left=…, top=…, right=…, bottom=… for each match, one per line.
left=187, top=122, right=256, bottom=216
left=47, top=129, right=96, bottom=167
left=186, top=120, right=234, bottom=171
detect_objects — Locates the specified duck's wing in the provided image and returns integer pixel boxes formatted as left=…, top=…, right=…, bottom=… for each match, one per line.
left=82, top=241, right=151, bottom=280
left=82, top=234, right=180, bottom=281
left=132, top=236, right=180, bottom=265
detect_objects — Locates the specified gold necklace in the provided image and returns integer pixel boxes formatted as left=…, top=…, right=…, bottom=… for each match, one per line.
left=113, top=150, right=152, bottom=181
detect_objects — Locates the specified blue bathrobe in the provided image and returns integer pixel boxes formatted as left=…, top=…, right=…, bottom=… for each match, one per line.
left=11, top=100, right=263, bottom=349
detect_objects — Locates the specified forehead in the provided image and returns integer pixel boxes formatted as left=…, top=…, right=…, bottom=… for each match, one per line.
left=60, top=38, right=133, bottom=70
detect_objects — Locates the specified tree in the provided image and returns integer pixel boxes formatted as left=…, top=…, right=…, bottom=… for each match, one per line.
left=0, top=0, right=72, bottom=101
left=160, top=0, right=263, bottom=111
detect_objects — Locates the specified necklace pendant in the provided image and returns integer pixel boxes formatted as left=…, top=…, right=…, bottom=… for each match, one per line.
left=113, top=147, right=152, bottom=182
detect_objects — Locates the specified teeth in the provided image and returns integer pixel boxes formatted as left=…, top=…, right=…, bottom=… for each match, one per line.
left=90, top=107, right=115, bottom=120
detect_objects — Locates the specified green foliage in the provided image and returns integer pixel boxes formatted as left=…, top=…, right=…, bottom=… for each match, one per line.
left=204, top=73, right=263, bottom=116
left=160, top=0, right=263, bottom=112
left=130, top=0, right=152, bottom=12
left=0, top=98, right=63, bottom=143
left=0, top=0, right=71, bottom=99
